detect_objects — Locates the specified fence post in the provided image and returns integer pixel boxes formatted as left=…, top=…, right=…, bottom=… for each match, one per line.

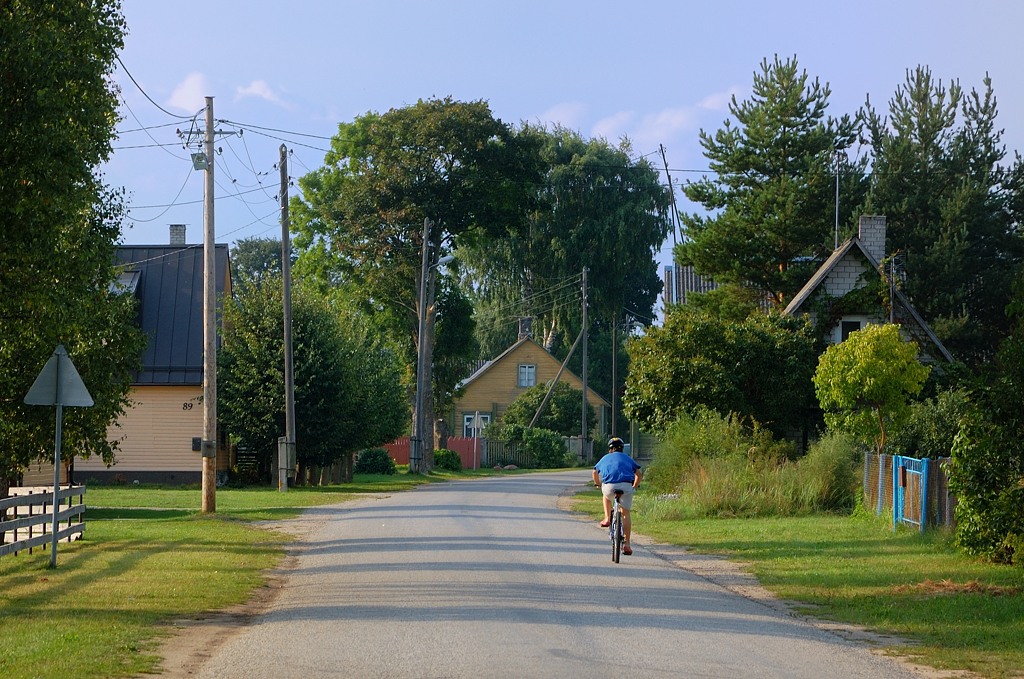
left=892, top=455, right=900, bottom=531
left=920, top=458, right=930, bottom=533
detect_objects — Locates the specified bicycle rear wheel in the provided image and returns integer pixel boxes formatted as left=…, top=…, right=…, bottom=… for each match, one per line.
left=611, top=505, right=622, bottom=563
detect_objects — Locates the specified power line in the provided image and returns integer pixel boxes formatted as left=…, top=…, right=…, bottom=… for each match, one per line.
left=115, top=55, right=197, bottom=121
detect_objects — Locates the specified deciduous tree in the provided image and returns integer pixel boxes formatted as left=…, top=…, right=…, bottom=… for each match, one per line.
left=623, top=307, right=818, bottom=437
left=0, top=1, right=143, bottom=494
left=292, top=98, right=537, bottom=470
left=813, top=323, right=930, bottom=453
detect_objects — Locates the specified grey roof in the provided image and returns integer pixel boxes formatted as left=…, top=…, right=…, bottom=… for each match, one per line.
left=784, top=236, right=954, bottom=363
left=116, top=244, right=230, bottom=385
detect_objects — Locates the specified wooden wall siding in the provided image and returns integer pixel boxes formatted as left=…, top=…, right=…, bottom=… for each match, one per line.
left=452, top=340, right=609, bottom=429
left=76, top=385, right=206, bottom=473
left=20, top=462, right=68, bottom=487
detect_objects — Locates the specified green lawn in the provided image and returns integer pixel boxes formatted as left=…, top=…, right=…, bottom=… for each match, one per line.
left=0, top=472, right=443, bottom=679
left=578, top=490, right=1024, bottom=678
left=6, top=475, right=1022, bottom=678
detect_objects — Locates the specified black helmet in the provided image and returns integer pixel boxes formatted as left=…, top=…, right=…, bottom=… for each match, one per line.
left=607, top=437, right=624, bottom=452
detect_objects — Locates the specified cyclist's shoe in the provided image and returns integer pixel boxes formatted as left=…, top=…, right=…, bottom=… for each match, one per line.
left=622, top=544, right=633, bottom=555
left=599, top=520, right=611, bottom=527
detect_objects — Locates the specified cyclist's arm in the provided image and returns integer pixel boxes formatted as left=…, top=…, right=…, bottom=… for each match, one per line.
left=632, top=468, right=643, bottom=488
left=592, top=469, right=602, bottom=487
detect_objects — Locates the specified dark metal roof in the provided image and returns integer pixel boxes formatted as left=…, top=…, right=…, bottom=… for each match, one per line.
left=116, top=244, right=230, bottom=385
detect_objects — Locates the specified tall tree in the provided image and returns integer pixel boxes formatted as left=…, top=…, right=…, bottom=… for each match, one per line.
left=862, top=67, right=1024, bottom=365
left=466, top=125, right=670, bottom=357
left=219, top=280, right=406, bottom=484
left=0, top=1, right=144, bottom=495
left=291, top=98, right=537, bottom=470
left=678, top=55, right=867, bottom=306
left=623, top=306, right=819, bottom=437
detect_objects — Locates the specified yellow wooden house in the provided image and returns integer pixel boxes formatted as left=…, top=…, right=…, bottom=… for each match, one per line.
left=73, top=226, right=233, bottom=484
left=449, top=336, right=610, bottom=439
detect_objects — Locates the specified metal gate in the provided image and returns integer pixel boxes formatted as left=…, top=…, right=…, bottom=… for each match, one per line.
left=892, top=455, right=930, bottom=532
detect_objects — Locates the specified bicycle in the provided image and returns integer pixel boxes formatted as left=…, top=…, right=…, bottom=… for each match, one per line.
left=610, top=489, right=624, bottom=563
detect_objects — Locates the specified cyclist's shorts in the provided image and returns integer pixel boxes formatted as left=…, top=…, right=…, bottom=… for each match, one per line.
left=601, top=482, right=636, bottom=509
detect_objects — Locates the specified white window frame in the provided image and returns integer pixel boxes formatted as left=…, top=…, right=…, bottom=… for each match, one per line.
left=463, top=413, right=490, bottom=437
left=518, top=363, right=536, bottom=387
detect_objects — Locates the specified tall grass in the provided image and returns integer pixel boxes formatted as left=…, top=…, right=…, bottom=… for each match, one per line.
left=644, top=411, right=859, bottom=518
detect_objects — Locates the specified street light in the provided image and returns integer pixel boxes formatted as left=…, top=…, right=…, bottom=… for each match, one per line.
left=411, top=216, right=453, bottom=473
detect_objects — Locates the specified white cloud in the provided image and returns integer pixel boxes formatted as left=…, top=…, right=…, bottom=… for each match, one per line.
left=167, top=72, right=210, bottom=114
left=235, top=80, right=287, bottom=107
left=630, top=108, right=699, bottom=149
left=535, top=102, right=587, bottom=129
left=591, top=111, right=635, bottom=141
left=698, top=86, right=743, bottom=112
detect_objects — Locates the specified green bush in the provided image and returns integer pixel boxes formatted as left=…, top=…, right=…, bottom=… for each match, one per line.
left=522, top=427, right=571, bottom=469
left=948, top=411, right=1024, bottom=564
left=887, top=388, right=973, bottom=458
left=434, top=448, right=462, bottom=472
left=491, top=423, right=570, bottom=468
left=354, top=448, right=396, bottom=475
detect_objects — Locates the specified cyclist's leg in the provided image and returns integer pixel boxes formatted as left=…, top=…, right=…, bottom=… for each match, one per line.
left=600, top=485, right=613, bottom=525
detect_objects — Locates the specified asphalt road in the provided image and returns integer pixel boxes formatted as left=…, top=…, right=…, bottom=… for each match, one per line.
left=187, top=470, right=924, bottom=679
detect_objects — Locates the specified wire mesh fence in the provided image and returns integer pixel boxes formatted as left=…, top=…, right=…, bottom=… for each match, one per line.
left=863, top=452, right=955, bottom=529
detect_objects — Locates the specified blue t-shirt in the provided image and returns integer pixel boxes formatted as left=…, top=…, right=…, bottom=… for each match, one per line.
left=594, top=452, right=641, bottom=484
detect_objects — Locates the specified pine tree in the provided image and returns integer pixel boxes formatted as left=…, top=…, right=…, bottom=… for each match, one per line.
left=678, top=55, right=867, bottom=306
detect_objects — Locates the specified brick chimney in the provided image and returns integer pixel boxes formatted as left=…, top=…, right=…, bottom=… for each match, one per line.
left=858, top=215, right=886, bottom=263
left=518, top=317, right=533, bottom=340
left=169, top=224, right=186, bottom=245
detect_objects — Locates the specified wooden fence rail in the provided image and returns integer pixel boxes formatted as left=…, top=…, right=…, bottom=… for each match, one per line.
left=0, top=485, right=86, bottom=558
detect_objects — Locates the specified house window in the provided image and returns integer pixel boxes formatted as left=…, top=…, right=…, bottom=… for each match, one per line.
left=841, top=320, right=862, bottom=342
left=463, top=413, right=490, bottom=437
left=518, top=364, right=536, bottom=387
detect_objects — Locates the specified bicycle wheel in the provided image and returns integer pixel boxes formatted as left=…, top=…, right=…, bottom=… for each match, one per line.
left=612, top=504, right=622, bottom=563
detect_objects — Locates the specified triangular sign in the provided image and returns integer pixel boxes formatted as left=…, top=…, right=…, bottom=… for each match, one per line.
left=24, top=344, right=94, bottom=407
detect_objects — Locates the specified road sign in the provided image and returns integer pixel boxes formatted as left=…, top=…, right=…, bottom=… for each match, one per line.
left=24, top=344, right=93, bottom=407
left=23, top=344, right=94, bottom=568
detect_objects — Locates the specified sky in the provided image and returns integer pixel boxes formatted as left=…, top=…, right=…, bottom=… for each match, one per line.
left=106, top=0, right=1024, bottom=290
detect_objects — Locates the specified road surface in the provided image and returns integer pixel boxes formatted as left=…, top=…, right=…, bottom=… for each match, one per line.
left=177, top=470, right=925, bottom=679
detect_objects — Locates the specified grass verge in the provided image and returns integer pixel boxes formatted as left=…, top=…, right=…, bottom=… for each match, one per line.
left=575, top=489, right=1024, bottom=678
left=0, top=471, right=452, bottom=679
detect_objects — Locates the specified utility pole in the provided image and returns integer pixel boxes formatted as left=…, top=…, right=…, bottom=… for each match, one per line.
left=610, top=312, right=617, bottom=437
left=201, top=96, right=217, bottom=513
left=581, top=267, right=589, bottom=461
left=659, top=144, right=681, bottom=248
left=279, top=144, right=296, bottom=491
left=412, top=217, right=432, bottom=473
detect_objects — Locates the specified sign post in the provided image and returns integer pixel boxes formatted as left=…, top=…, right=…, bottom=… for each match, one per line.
left=24, top=344, right=94, bottom=568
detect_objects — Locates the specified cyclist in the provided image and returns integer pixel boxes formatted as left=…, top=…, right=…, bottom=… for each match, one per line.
left=592, top=437, right=642, bottom=555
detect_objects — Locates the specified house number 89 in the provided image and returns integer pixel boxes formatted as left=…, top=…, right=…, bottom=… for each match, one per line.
left=182, top=402, right=194, bottom=411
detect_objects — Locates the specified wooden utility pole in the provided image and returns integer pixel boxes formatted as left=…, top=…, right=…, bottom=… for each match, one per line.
left=202, top=96, right=216, bottom=513
left=280, top=144, right=296, bottom=491
left=659, top=143, right=681, bottom=247
left=581, top=267, right=589, bottom=461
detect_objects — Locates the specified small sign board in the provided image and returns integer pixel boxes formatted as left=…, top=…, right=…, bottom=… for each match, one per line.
left=24, top=344, right=93, bottom=407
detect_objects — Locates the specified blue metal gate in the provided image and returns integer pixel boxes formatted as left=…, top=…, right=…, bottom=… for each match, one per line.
left=892, top=455, right=930, bottom=532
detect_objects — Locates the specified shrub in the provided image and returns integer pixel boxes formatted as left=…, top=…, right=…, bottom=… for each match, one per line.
left=887, top=388, right=973, bottom=458
left=948, top=411, right=1024, bottom=564
left=492, top=423, right=570, bottom=468
left=354, top=448, right=396, bottom=475
left=645, top=411, right=858, bottom=517
left=522, top=428, right=571, bottom=469
left=434, top=448, right=462, bottom=472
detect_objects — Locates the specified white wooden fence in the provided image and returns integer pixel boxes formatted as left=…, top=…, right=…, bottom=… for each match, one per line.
left=0, top=486, right=85, bottom=558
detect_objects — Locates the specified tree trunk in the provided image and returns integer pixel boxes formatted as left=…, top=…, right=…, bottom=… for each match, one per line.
left=341, top=453, right=354, bottom=483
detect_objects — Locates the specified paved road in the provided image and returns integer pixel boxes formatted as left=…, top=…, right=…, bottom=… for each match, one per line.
left=188, top=471, right=923, bottom=679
